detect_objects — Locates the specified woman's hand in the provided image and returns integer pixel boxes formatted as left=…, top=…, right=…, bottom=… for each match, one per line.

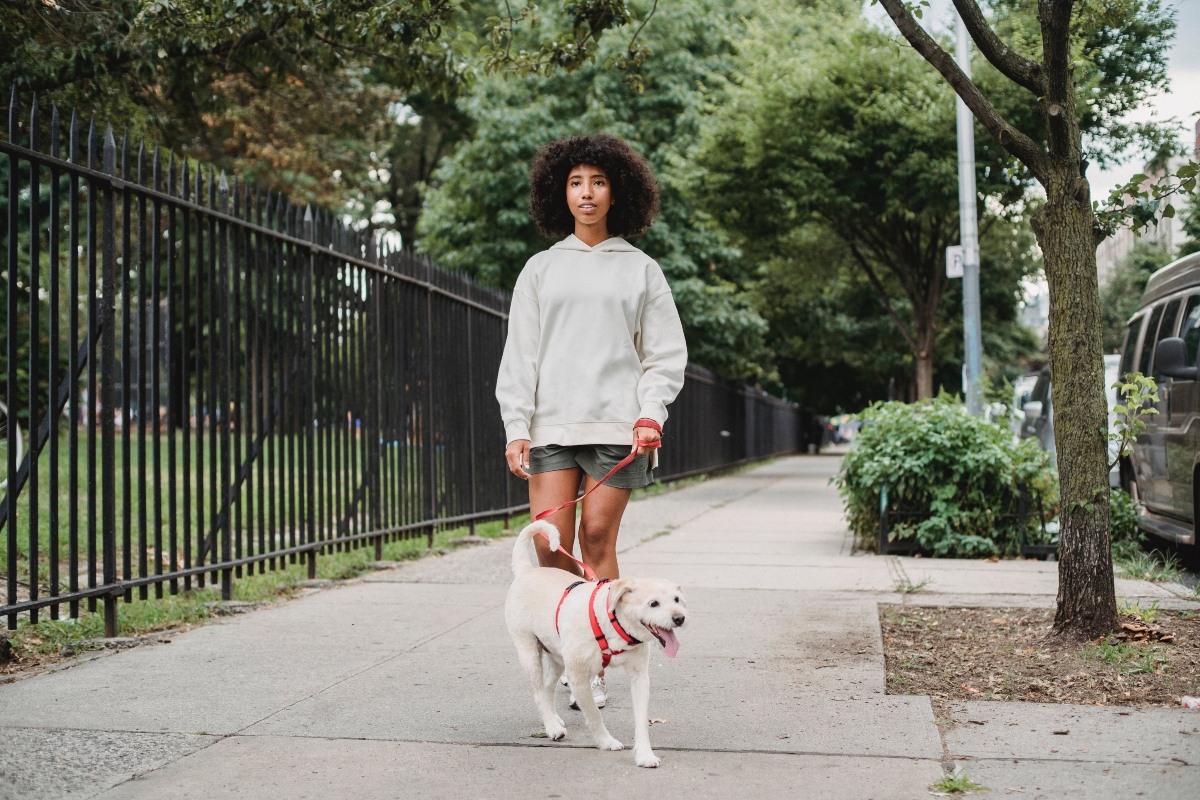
left=506, top=439, right=532, bottom=480
left=632, top=425, right=661, bottom=455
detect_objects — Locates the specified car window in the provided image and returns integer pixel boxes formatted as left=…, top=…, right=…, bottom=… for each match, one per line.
left=1181, top=295, right=1200, bottom=365
left=1120, top=316, right=1143, bottom=379
left=1151, top=298, right=1183, bottom=380
left=1139, top=304, right=1164, bottom=376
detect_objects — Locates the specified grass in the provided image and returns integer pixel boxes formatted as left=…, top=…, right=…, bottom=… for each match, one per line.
left=930, top=772, right=989, bottom=795
left=1081, top=640, right=1169, bottom=675
left=1, top=425, right=462, bottom=593
left=896, top=576, right=931, bottom=594
left=6, top=511, right=526, bottom=663
left=1119, top=599, right=1160, bottom=624
left=1113, top=547, right=1183, bottom=584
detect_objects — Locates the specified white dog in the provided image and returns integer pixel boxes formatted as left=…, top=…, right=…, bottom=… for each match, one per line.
left=505, top=520, right=686, bottom=768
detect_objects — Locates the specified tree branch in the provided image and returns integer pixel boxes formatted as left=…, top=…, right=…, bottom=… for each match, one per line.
left=950, top=0, right=1045, bottom=95
left=876, top=0, right=1049, bottom=184
left=844, top=238, right=920, bottom=355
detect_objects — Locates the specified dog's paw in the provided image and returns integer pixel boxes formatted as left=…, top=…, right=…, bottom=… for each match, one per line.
left=597, top=736, right=624, bottom=752
left=634, top=749, right=661, bottom=768
left=546, top=722, right=567, bottom=741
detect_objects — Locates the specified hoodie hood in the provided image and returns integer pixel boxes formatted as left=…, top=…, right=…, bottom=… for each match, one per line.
left=550, top=234, right=639, bottom=253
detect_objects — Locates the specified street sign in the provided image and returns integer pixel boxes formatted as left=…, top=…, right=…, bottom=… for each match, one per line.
left=946, top=245, right=964, bottom=279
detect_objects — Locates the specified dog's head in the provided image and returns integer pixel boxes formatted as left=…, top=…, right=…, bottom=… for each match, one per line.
left=609, top=578, right=687, bottom=658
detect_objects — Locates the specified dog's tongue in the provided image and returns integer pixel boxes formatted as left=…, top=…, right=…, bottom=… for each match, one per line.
left=660, top=628, right=680, bottom=658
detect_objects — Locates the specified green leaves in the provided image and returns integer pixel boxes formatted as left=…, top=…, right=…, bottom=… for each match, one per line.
left=1107, top=371, right=1158, bottom=470
left=1095, top=160, right=1200, bottom=238
left=836, top=395, right=1058, bottom=557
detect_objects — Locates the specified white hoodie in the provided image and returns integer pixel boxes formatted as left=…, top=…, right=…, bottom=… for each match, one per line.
left=496, top=234, right=688, bottom=447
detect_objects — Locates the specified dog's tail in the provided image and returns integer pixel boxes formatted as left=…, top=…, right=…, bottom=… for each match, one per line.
left=512, top=520, right=560, bottom=578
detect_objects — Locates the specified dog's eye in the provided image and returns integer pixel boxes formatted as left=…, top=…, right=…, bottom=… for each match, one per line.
left=649, top=600, right=660, bottom=608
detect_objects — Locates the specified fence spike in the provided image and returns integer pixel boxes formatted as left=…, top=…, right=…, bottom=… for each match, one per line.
left=167, top=151, right=175, bottom=197
left=50, top=104, right=60, bottom=159
left=120, top=129, right=128, bottom=180
left=102, top=126, right=117, bottom=177
left=68, top=109, right=77, bottom=164
left=28, top=92, right=38, bottom=152
left=218, top=171, right=229, bottom=213
left=137, top=138, right=145, bottom=187
left=7, top=86, right=15, bottom=143
left=207, top=168, right=215, bottom=209
left=153, top=144, right=160, bottom=192
left=87, top=118, right=95, bottom=169
left=304, top=204, right=314, bottom=241
left=180, top=152, right=189, bottom=198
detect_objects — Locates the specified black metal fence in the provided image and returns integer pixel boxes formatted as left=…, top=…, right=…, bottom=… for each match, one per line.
left=1, top=93, right=801, bottom=634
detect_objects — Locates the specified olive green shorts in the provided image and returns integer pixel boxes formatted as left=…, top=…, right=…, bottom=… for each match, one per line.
left=527, top=444, right=654, bottom=490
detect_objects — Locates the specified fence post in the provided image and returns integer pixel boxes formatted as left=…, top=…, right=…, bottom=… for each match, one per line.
left=1017, top=480, right=1028, bottom=553
left=218, top=174, right=233, bottom=601
left=303, top=206, right=317, bottom=579
left=5, top=91, right=18, bottom=631
left=878, top=482, right=890, bottom=556
left=467, top=307, right=477, bottom=536
left=100, top=126, right=119, bottom=637
left=424, top=259, right=436, bottom=548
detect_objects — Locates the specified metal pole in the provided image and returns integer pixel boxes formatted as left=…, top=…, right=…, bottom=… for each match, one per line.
left=956, top=12, right=984, bottom=415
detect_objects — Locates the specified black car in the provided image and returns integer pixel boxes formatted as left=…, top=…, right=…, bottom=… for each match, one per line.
left=1119, top=251, right=1200, bottom=551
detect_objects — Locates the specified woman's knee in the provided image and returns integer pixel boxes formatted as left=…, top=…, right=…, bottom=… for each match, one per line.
left=577, top=520, right=616, bottom=555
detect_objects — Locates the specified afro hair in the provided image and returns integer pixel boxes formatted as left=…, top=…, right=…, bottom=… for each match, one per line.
left=528, top=134, right=660, bottom=239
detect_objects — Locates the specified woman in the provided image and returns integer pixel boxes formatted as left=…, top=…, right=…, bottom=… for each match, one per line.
left=495, top=134, right=688, bottom=706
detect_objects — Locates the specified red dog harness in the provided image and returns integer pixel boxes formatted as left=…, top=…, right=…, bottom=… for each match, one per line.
left=553, top=578, right=642, bottom=667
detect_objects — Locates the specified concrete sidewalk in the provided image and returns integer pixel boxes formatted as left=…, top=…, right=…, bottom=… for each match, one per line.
left=2, top=457, right=1198, bottom=799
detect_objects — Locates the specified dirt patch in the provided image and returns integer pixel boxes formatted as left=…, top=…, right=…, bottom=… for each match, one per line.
left=880, top=604, right=1200, bottom=716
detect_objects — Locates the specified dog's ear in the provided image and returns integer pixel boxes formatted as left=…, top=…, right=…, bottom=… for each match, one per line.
left=608, top=578, right=636, bottom=607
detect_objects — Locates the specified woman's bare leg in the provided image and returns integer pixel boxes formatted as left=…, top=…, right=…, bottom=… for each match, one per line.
left=577, top=477, right=633, bottom=580
left=528, top=467, right=584, bottom=575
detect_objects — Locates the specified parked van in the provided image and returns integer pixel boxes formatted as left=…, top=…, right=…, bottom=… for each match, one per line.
left=1118, top=251, right=1200, bottom=550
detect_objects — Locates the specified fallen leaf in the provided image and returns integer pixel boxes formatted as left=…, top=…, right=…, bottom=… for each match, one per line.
left=777, top=733, right=789, bottom=739
left=648, top=718, right=667, bottom=725
left=531, top=732, right=548, bottom=738
left=1053, top=730, right=1069, bottom=735
left=962, top=685, right=980, bottom=693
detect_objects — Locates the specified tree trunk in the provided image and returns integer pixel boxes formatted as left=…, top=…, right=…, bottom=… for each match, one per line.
left=915, top=351, right=933, bottom=399
left=1032, top=169, right=1118, bottom=640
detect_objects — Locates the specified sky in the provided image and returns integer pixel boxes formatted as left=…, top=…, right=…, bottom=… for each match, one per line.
left=863, top=0, right=1200, bottom=198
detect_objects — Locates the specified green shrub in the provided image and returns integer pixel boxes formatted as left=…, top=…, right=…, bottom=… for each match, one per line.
left=836, top=396, right=1058, bottom=557
left=1109, top=486, right=1145, bottom=560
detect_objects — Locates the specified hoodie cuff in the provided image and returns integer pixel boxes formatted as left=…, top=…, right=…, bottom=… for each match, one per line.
left=637, top=402, right=668, bottom=427
left=505, top=420, right=531, bottom=444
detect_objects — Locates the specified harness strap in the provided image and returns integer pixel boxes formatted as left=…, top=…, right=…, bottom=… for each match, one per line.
left=555, top=580, right=587, bottom=636
left=587, top=579, right=641, bottom=668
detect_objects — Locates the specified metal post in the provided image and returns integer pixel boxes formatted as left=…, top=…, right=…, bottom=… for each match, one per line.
left=878, top=483, right=890, bottom=556
left=218, top=175, right=233, bottom=599
left=101, top=127, right=119, bottom=637
left=955, top=11, right=984, bottom=415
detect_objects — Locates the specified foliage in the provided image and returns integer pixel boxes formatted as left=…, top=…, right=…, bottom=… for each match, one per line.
left=690, top=0, right=1031, bottom=398
left=1108, top=487, right=1143, bottom=558
left=1100, top=240, right=1173, bottom=352
left=1180, top=190, right=1200, bottom=258
left=750, top=214, right=1040, bottom=412
left=418, top=0, right=771, bottom=379
left=1115, top=547, right=1183, bottom=584
left=1081, top=640, right=1168, bottom=674
left=1098, top=160, right=1200, bottom=238
left=1107, top=371, right=1159, bottom=470
left=1119, top=599, right=1159, bottom=624
left=836, top=396, right=1057, bottom=557
left=929, top=772, right=989, bottom=796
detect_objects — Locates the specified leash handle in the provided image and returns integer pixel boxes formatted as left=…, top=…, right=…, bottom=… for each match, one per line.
left=532, top=439, right=661, bottom=582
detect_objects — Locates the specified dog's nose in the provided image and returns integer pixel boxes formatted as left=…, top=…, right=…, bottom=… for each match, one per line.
left=672, top=614, right=685, bottom=627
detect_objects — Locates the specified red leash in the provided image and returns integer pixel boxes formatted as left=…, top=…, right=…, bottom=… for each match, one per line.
left=533, top=438, right=661, bottom=582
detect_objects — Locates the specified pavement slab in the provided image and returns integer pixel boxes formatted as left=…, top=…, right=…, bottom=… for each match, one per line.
left=0, top=728, right=217, bottom=800
left=94, top=736, right=945, bottom=800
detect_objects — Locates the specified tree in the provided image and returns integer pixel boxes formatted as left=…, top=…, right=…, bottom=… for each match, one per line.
left=418, top=0, right=771, bottom=379
left=752, top=210, right=1041, bottom=412
left=875, top=0, right=1177, bottom=638
left=691, top=2, right=1028, bottom=399
left=1, top=1, right=650, bottom=218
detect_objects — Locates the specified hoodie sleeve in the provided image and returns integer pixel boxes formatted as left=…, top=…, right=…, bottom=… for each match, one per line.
left=636, top=265, right=688, bottom=426
left=496, top=269, right=540, bottom=443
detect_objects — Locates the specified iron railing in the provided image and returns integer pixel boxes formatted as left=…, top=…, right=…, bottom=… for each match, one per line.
left=1, top=93, right=801, bottom=634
